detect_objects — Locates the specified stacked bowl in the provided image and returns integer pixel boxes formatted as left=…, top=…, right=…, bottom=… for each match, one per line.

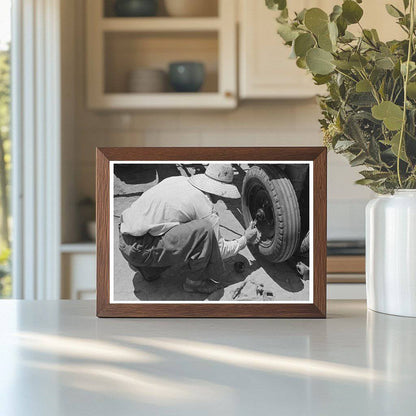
left=127, top=68, right=167, bottom=93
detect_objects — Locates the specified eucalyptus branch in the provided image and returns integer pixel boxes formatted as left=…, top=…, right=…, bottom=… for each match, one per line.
left=398, top=24, right=410, bottom=35
left=334, top=68, right=358, bottom=83
left=397, top=0, right=415, bottom=187
left=393, top=85, right=404, bottom=103
left=390, top=79, right=397, bottom=101
left=358, top=69, right=381, bottom=104
left=358, top=22, right=378, bottom=49
left=267, top=0, right=416, bottom=193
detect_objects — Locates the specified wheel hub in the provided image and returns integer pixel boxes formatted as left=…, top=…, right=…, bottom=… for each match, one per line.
left=248, top=185, right=275, bottom=240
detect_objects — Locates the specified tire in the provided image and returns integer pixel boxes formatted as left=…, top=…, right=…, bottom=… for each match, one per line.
left=300, top=231, right=310, bottom=255
left=242, top=165, right=301, bottom=263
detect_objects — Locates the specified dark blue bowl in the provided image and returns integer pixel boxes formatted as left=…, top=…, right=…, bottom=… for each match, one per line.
left=169, top=62, right=205, bottom=93
left=114, top=0, right=158, bottom=17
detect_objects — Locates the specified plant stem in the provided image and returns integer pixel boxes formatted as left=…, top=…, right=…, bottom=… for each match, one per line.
left=334, top=68, right=357, bottom=83
left=358, top=69, right=380, bottom=104
left=397, top=0, right=415, bottom=188
left=390, top=78, right=398, bottom=101
left=358, top=22, right=378, bottom=49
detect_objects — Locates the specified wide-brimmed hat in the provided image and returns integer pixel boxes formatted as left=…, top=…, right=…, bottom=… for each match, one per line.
left=188, top=164, right=240, bottom=199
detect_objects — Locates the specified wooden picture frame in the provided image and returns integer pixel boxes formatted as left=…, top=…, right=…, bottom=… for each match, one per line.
left=97, top=147, right=327, bottom=318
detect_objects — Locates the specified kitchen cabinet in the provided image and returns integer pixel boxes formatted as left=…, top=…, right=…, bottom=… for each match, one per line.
left=86, top=0, right=237, bottom=109
left=238, top=0, right=404, bottom=99
left=61, top=244, right=96, bottom=300
left=239, top=0, right=323, bottom=99
left=87, top=0, right=404, bottom=107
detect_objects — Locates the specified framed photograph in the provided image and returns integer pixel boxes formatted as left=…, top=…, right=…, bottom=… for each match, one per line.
left=96, top=147, right=327, bottom=318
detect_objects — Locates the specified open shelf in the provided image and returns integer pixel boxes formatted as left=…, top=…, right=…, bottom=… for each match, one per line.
left=101, top=17, right=221, bottom=32
left=61, top=242, right=96, bottom=254
left=104, top=31, right=219, bottom=94
left=86, top=0, right=236, bottom=109
left=90, top=92, right=235, bottom=109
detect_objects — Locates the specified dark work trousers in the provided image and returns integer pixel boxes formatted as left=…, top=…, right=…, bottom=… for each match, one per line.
left=119, top=219, right=226, bottom=282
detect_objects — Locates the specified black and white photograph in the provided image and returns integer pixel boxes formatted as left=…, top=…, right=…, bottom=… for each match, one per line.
left=110, top=162, right=313, bottom=303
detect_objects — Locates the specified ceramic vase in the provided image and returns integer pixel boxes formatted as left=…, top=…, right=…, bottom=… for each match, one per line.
left=366, top=190, right=416, bottom=317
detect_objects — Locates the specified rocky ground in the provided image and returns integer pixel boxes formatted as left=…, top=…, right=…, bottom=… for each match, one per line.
left=112, top=164, right=309, bottom=302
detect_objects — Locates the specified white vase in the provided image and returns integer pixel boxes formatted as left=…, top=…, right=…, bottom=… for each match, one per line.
left=366, top=190, right=416, bottom=317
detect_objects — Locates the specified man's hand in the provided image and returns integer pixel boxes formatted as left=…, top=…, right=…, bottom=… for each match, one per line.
left=244, top=221, right=260, bottom=245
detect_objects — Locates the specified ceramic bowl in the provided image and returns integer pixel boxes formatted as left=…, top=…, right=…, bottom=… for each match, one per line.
left=114, top=0, right=158, bottom=17
left=168, top=62, right=205, bottom=92
left=127, top=68, right=167, bottom=93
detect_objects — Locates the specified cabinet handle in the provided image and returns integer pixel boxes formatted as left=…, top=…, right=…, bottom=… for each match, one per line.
left=225, top=91, right=234, bottom=98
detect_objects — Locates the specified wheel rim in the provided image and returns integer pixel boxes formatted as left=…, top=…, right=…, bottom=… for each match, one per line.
left=246, top=180, right=275, bottom=247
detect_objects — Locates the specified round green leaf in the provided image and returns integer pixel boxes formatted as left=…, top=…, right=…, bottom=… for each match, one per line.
left=296, top=57, right=307, bottom=69
left=401, top=61, right=416, bottom=76
left=375, top=56, right=395, bottom=70
left=385, top=4, right=403, bottom=18
left=350, top=53, right=368, bottom=69
left=328, top=21, right=338, bottom=42
left=318, top=32, right=333, bottom=52
left=407, top=82, right=416, bottom=99
left=318, top=21, right=338, bottom=52
left=277, top=23, right=299, bottom=42
left=336, top=15, right=348, bottom=35
left=266, top=0, right=287, bottom=11
left=356, top=79, right=372, bottom=92
left=371, top=101, right=403, bottom=131
left=306, top=48, right=335, bottom=75
left=296, top=8, right=307, bottom=22
left=294, top=33, right=315, bottom=57
left=371, top=29, right=380, bottom=42
left=333, top=59, right=353, bottom=70
left=330, top=5, right=342, bottom=22
left=342, top=0, right=363, bottom=24
left=313, top=74, right=331, bottom=85
left=304, top=8, right=329, bottom=35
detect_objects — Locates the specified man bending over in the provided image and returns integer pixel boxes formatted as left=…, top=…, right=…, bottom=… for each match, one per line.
left=119, top=164, right=258, bottom=294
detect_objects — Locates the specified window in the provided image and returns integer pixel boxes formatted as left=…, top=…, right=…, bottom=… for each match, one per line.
left=0, top=0, right=11, bottom=298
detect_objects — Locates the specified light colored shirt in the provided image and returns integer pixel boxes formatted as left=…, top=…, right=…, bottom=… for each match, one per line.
left=120, top=176, right=246, bottom=259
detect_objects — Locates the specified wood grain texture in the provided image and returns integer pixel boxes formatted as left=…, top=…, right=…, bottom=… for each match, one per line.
left=96, top=147, right=327, bottom=318
left=327, top=256, right=365, bottom=274
left=96, top=149, right=110, bottom=317
left=313, top=148, right=327, bottom=318
left=327, top=274, right=365, bottom=283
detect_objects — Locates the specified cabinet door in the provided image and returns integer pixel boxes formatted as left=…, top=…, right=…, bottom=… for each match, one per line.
left=239, top=0, right=321, bottom=99
left=62, top=253, right=96, bottom=300
left=238, top=0, right=403, bottom=99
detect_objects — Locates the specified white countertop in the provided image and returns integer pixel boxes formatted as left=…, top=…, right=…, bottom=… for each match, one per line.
left=0, top=300, right=415, bottom=415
